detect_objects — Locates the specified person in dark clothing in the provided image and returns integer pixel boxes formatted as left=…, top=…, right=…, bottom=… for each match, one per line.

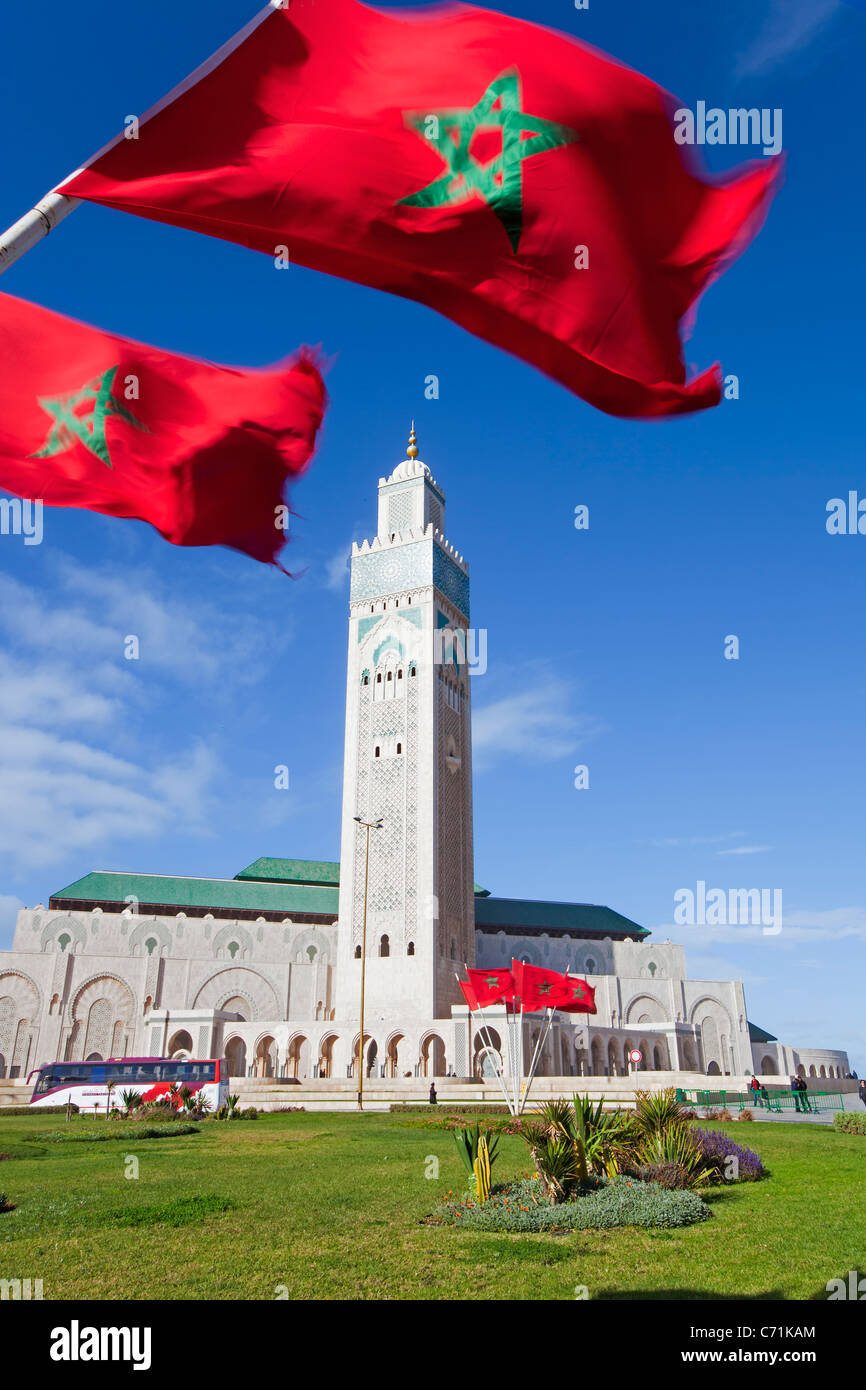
left=428, top=1083, right=437, bottom=1105
left=797, top=1076, right=813, bottom=1113
left=790, top=1076, right=802, bottom=1112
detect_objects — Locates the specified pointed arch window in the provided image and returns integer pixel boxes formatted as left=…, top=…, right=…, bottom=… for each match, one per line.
left=354, top=945, right=362, bottom=959
left=379, top=934, right=390, bottom=957
left=407, top=941, right=415, bottom=956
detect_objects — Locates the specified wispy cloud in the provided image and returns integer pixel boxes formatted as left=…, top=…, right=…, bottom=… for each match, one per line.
left=653, top=905, right=866, bottom=946
left=650, top=831, right=746, bottom=849
left=0, top=558, right=285, bottom=871
left=717, top=844, right=772, bottom=856
left=322, top=541, right=352, bottom=591
left=472, top=669, right=603, bottom=769
left=735, top=0, right=842, bottom=78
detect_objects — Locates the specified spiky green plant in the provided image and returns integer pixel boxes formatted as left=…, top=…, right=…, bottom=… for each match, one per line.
left=633, top=1088, right=690, bottom=1138
left=453, top=1122, right=500, bottom=1181
left=520, top=1123, right=581, bottom=1204
left=119, top=1089, right=142, bottom=1116
left=635, top=1121, right=715, bottom=1189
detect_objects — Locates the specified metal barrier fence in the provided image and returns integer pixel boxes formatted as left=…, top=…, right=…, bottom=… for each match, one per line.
left=675, top=1088, right=844, bottom=1114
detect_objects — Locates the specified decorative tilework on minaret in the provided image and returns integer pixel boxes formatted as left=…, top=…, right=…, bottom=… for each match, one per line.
left=334, top=430, right=475, bottom=1024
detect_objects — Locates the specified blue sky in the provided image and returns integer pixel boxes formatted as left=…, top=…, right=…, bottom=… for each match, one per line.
left=1, top=0, right=864, bottom=1071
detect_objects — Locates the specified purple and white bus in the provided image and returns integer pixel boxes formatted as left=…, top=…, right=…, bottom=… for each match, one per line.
left=28, top=1057, right=228, bottom=1113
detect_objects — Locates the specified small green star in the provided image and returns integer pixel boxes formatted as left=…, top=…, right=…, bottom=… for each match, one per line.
left=397, top=69, right=578, bottom=253
left=30, top=364, right=149, bottom=470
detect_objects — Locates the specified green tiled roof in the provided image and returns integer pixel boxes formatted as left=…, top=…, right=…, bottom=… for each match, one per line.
left=50, top=870, right=339, bottom=917
left=748, top=1021, right=778, bottom=1044
left=234, top=857, right=340, bottom=887
left=474, top=896, right=648, bottom=938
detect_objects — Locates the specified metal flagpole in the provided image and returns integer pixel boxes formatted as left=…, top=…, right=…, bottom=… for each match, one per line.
left=458, top=970, right=514, bottom=1114
left=520, top=1007, right=557, bottom=1115
left=0, top=193, right=80, bottom=276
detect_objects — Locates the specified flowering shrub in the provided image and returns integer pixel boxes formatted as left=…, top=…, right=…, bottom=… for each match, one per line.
left=691, top=1127, right=766, bottom=1181
left=433, top=1175, right=710, bottom=1232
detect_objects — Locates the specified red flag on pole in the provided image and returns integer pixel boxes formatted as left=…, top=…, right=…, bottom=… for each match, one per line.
left=59, top=0, right=781, bottom=419
left=511, top=960, right=572, bottom=1011
left=458, top=980, right=481, bottom=1012
left=558, top=977, right=597, bottom=1015
left=466, top=967, right=515, bottom=1007
left=0, top=291, right=326, bottom=567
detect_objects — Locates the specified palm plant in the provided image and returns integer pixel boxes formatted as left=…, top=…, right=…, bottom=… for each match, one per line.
left=225, top=1094, right=240, bottom=1119
left=519, top=1121, right=582, bottom=1204
left=119, top=1088, right=142, bottom=1116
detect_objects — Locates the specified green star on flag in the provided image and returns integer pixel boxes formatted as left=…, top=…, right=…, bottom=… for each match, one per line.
left=397, top=69, right=578, bottom=253
left=30, top=364, right=148, bottom=469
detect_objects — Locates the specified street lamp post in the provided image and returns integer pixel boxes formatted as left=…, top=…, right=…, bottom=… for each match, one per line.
left=354, top=815, right=382, bottom=1110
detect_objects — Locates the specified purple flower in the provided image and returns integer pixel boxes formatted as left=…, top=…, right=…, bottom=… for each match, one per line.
left=692, top=1126, right=765, bottom=1181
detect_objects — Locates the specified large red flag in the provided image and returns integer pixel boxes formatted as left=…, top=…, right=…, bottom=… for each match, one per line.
left=59, top=0, right=781, bottom=419
left=0, top=292, right=326, bottom=566
left=558, top=976, right=597, bottom=1015
left=466, top=967, right=515, bottom=1007
left=511, top=960, right=572, bottom=1011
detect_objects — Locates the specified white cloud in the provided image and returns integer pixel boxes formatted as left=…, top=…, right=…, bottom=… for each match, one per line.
left=650, top=831, right=746, bottom=849
left=323, top=542, right=351, bottom=591
left=717, top=844, right=772, bottom=856
left=735, top=0, right=842, bottom=77
left=0, top=726, right=220, bottom=870
left=652, top=905, right=866, bottom=946
left=0, top=893, right=25, bottom=950
left=0, top=559, right=267, bottom=871
left=472, top=671, right=602, bottom=768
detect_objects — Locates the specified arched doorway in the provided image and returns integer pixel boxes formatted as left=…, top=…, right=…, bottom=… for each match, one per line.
left=350, top=1033, right=373, bottom=1079
left=385, top=1033, right=403, bottom=1078
left=86, top=1052, right=103, bottom=1063
left=318, top=1033, right=338, bottom=1078
left=707, top=1060, right=721, bottom=1076
left=168, top=1030, right=193, bottom=1058
left=607, top=1039, right=618, bottom=1076
left=591, top=1037, right=605, bottom=1076
left=761, top=1055, right=776, bottom=1075
left=255, top=1035, right=277, bottom=1078
left=653, top=1045, right=664, bottom=1070
left=419, top=1033, right=446, bottom=1077
left=224, top=1036, right=247, bottom=1078
left=287, top=1035, right=309, bottom=1080
left=473, top=1027, right=502, bottom=1078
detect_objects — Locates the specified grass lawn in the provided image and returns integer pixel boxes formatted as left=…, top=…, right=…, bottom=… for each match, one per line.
left=0, top=1110, right=863, bottom=1300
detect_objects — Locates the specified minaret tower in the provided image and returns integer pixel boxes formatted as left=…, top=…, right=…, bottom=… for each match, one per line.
left=334, top=428, right=475, bottom=1025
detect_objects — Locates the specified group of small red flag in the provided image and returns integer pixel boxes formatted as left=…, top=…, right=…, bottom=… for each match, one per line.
left=1, top=0, right=781, bottom=566
left=460, top=962, right=596, bottom=1015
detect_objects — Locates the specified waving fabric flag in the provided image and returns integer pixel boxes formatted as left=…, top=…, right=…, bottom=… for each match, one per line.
left=559, top=977, right=597, bottom=1015
left=511, top=960, right=572, bottom=1011
left=466, top=967, right=515, bottom=1007
left=0, top=291, right=326, bottom=566
left=59, top=0, right=781, bottom=419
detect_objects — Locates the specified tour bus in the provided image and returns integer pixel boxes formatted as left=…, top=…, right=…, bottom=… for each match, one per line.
left=27, top=1057, right=229, bottom=1113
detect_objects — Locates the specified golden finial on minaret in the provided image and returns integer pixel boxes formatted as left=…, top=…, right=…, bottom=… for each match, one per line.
left=406, top=421, right=419, bottom=459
